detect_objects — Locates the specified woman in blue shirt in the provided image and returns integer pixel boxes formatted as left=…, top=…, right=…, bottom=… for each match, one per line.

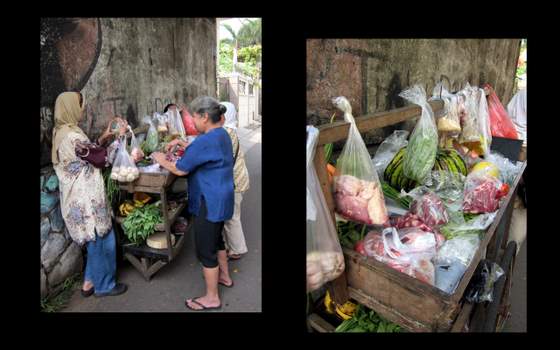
left=152, top=96, right=234, bottom=311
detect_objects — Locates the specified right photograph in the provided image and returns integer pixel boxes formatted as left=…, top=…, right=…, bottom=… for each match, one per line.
left=306, top=39, right=527, bottom=332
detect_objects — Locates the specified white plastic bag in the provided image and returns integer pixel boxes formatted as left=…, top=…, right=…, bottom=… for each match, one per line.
left=431, top=82, right=461, bottom=134
left=507, top=88, right=527, bottom=146
left=154, top=112, right=168, bottom=133
left=128, top=126, right=144, bottom=162
left=458, top=84, right=492, bottom=156
left=371, top=130, right=409, bottom=178
left=111, top=136, right=140, bottom=183
left=332, top=96, right=388, bottom=226
left=307, top=125, right=345, bottom=293
left=399, top=85, right=438, bottom=183
left=484, top=151, right=523, bottom=186
left=435, top=234, right=480, bottom=267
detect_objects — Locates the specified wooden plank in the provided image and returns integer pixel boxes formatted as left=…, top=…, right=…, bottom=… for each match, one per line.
left=349, top=287, right=432, bottom=332
left=123, top=242, right=170, bottom=260
left=344, top=249, right=453, bottom=331
left=146, top=259, right=167, bottom=278
left=449, top=161, right=526, bottom=303
left=450, top=302, right=474, bottom=332
left=307, top=313, right=336, bottom=333
left=154, top=202, right=186, bottom=232
left=124, top=253, right=148, bottom=277
left=316, top=100, right=444, bottom=146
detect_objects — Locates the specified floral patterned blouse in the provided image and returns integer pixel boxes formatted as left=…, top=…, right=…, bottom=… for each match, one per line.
left=53, top=131, right=115, bottom=245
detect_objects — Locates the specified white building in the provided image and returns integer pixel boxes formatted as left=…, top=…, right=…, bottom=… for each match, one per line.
left=219, top=72, right=261, bottom=129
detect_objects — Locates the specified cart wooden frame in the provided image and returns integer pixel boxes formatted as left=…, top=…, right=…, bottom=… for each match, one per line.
left=308, top=100, right=526, bottom=332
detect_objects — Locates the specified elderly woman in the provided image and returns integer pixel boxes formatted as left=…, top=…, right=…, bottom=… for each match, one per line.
left=219, top=102, right=250, bottom=260
left=152, top=96, right=234, bottom=311
left=51, top=91, right=128, bottom=298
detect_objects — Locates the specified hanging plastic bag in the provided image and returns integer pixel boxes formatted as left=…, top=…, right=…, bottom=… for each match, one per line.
left=154, top=112, right=168, bottom=133
left=464, top=259, right=505, bottom=303
left=332, top=96, right=388, bottom=226
left=307, top=125, right=345, bottom=293
left=458, top=84, right=492, bottom=156
left=399, top=85, right=438, bottom=183
left=128, top=126, right=144, bottom=162
left=434, top=234, right=480, bottom=294
left=431, top=82, right=462, bottom=133
left=111, top=136, right=140, bottom=183
left=181, top=107, right=199, bottom=136
left=371, top=130, right=409, bottom=178
left=143, top=115, right=159, bottom=154
left=166, top=108, right=186, bottom=140
left=507, top=88, right=526, bottom=146
left=483, top=84, right=519, bottom=140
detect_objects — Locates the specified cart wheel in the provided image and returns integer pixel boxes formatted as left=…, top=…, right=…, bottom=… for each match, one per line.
left=483, top=241, right=517, bottom=332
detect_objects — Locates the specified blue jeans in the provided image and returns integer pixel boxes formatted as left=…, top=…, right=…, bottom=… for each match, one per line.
left=85, top=228, right=117, bottom=294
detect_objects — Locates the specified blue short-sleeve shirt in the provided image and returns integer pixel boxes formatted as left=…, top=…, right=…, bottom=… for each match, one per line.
left=175, top=127, right=234, bottom=222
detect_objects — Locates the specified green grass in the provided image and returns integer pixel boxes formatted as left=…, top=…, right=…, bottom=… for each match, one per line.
left=40, top=273, right=82, bottom=312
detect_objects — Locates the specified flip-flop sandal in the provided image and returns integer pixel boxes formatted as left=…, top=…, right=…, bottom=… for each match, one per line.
left=185, top=297, right=222, bottom=311
left=228, top=254, right=243, bottom=261
left=219, top=280, right=234, bottom=288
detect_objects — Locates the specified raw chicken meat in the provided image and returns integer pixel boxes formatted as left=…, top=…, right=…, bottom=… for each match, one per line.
left=334, top=175, right=388, bottom=225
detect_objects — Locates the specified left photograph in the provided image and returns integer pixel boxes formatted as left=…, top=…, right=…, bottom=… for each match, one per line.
left=40, top=17, right=262, bottom=312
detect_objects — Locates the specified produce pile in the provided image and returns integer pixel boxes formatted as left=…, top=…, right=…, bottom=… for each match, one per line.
left=326, top=84, right=523, bottom=295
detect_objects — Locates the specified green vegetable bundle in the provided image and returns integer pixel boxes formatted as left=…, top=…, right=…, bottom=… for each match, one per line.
left=337, top=221, right=367, bottom=249
left=399, top=85, right=438, bottom=183
left=122, top=201, right=163, bottom=245
left=380, top=180, right=411, bottom=209
left=335, top=304, right=402, bottom=333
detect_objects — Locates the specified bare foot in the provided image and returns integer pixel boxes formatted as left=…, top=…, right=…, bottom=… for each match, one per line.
left=218, top=271, right=232, bottom=286
left=185, top=295, right=221, bottom=310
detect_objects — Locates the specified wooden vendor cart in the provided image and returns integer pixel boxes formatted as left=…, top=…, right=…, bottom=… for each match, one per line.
left=115, top=171, right=190, bottom=281
left=307, top=100, right=527, bottom=332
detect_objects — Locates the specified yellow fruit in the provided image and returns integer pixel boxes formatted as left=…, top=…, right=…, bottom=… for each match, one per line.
left=471, top=161, right=500, bottom=178
left=324, top=291, right=335, bottom=314
left=335, top=305, right=353, bottom=320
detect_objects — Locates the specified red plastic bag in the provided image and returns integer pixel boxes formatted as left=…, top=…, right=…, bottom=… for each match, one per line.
left=483, top=84, right=518, bottom=140
left=180, top=108, right=199, bottom=136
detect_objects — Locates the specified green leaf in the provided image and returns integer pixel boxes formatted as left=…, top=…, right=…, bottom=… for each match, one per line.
left=377, top=322, right=386, bottom=333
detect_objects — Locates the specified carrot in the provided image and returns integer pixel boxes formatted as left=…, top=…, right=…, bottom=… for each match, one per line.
left=327, top=163, right=336, bottom=177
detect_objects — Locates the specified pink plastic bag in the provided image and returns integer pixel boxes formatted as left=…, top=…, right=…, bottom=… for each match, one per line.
left=483, top=84, right=519, bottom=140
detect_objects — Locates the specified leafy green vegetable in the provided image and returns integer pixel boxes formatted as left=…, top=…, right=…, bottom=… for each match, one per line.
left=334, top=304, right=403, bottom=333
left=122, top=201, right=163, bottom=245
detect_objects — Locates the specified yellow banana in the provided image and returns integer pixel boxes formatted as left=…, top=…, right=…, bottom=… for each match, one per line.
left=324, top=291, right=335, bottom=314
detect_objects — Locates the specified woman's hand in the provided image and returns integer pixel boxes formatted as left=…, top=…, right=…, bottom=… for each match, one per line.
left=165, top=139, right=181, bottom=152
left=115, top=117, right=128, bottom=136
left=151, top=152, right=166, bottom=165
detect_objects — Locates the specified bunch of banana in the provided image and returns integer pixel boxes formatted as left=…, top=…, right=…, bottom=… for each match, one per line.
left=119, top=201, right=136, bottom=216
left=324, top=291, right=358, bottom=320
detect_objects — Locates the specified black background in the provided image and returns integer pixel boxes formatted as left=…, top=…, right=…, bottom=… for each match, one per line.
left=1, top=5, right=548, bottom=341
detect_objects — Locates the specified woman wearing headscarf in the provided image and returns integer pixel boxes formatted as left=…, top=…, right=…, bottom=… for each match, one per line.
left=51, top=91, right=128, bottom=298
left=152, top=96, right=234, bottom=311
left=219, top=102, right=250, bottom=260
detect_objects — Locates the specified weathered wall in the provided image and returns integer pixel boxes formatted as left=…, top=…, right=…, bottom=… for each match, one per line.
left=40, top=18, right=217, bottom=298
left=307, top=39, right=521, bottom=145
left=40, top=17, right=217, bottom=167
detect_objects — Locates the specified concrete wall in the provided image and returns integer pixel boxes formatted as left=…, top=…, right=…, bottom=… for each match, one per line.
left=41, top=17, right=217, bottom=167
left=307, top=39, right=521, bottom=145
left=40, top=18, right=217, bottom=298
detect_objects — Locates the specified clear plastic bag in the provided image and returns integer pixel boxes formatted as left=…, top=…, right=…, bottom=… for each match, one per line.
left=465, top=260, right=505, bottom=303
left=458, top=84, right=492, bottom=156
left=332, top=96, right=388, bottom=226
left=440, top=211, right=497, bottom=240
left=128, top=126, right=144, bottom=162
left=484, top=84, right=519, bottom=140
left=431, top=82, right=461, bottom=134
left=307, top=125, right=345, bottom=293
left=463, top=173, right=507, bottom=214
left=421, top=170, right=466, bottom=212
left=371, top=130, right=409, bottom=178
left=363, top=227, right=437, bottom=285
left=484, top=151, right=523, bottom=186
left=399, top=85, right=438, bottom=183
left=110, top=136, right=140, bottom=183
left=143, top=115, right=159, bottom=154
left=435, top=233, right=480, bottom=267
left=166, top=108, right=186, bottom=139
left=154, top=112, right=168, bottom=133
left=403, top=188, right=449, bottom=229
